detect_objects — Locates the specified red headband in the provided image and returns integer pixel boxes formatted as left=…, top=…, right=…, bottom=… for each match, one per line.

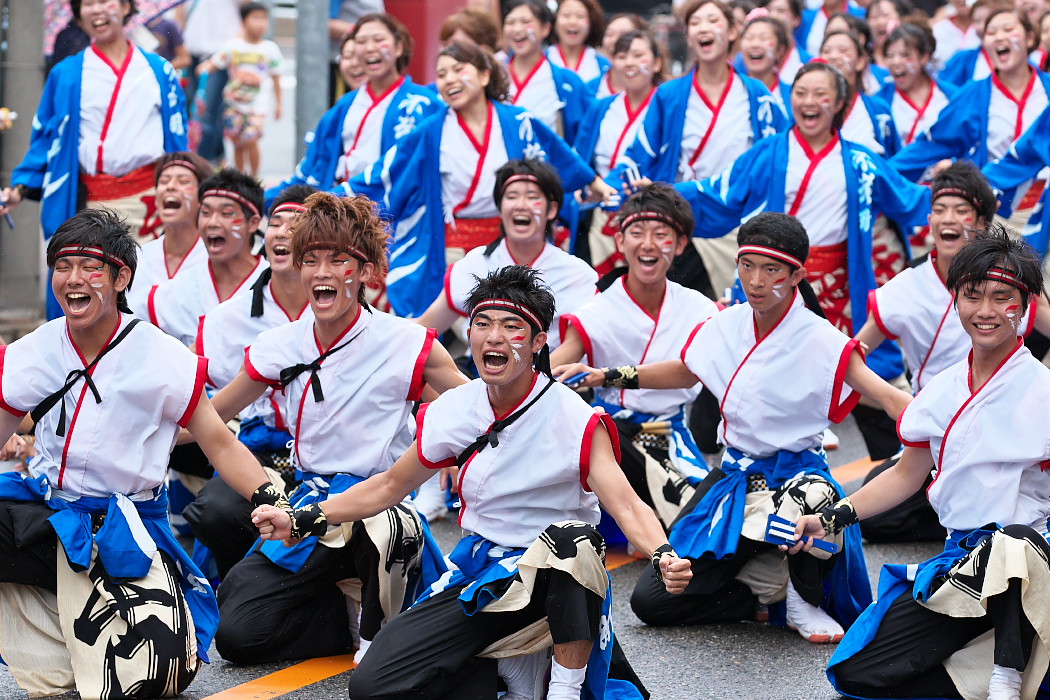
left=932, top=187, right=983, bottom=215
left=301, top=241, right=369, bottom=264
left=54, top=245, right=128, bottom=269
left=158, top=159, right=199, bottom=177
left=271, top=202, right=307, bottom=216
left=737, top=244, right=804, bottom=269
left=201, top=188, right=261, bottom=218
left=619, top=211, right=684, bottom=235
left=960, top=266, right=1032, bottom=294
left=501, top=173, right=542, bottom=195
left=470, top=298, right=544, bottom=332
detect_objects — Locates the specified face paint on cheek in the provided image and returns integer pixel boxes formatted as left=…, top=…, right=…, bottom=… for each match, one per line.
left=459, top=71, right=475, bottom=90
left=378, top=42, right=393, bottom=62
left=1006, top=303, right=1020, bottom=329
left=766, top=48, right=776, bottom=62
left=904, top=60, right=918, bottom=74
left=771, top=276, right=787, bottom=298
left=344, top=268, right=354, bottom=297
left=660, top=240, right=675, bottom=264
left=526, top=27, right=538, bottom=43
left=638, top=62, right=652, bottom=76
left=230, top=219, right=243, bottom=239
left=1009, top=36, right=1022, bottom=52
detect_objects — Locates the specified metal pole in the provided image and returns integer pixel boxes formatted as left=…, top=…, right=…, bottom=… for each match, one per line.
left=0, top=0, right=43, bottom=315
left=295, top=0, right=329, bottom=163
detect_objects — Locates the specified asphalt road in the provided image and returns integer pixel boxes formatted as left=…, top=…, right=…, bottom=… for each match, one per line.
left=0, top=415, right=947, bottom=699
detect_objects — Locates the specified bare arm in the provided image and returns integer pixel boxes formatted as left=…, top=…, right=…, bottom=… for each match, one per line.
left=210, top=368, right=269, bottom=424
left=415, top=295, right=462, bottom=336
left=553, top=358, right=699, bottom=391
left=422, top=342, right=470, bottom=394
left=548, top=324, right=586, bottom=368
left=253, top=441, right=435, bottom=539
left=1032, top=292, right=1050, bottom=338
left=0, top=411, right=25, bottom=460
left=844, top=351, right=912, bottom=421
left=186, top=395, right=270, bottom=499
left=853, top=313, right=888, bottom=357
left=586, top=424, right=692, bottom=593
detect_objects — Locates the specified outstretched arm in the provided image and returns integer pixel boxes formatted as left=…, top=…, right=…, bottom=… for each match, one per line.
left=586, top=424, right=692, bottom=594
left=422, top=342, right=470, bottom=395
left=844, top=352, right=912, bottom=420
left=253, top=442, right=434, bottom=540
left=853, top=314, right=889, bottom=356
left=210, top=369, right=270, bottom=424
left=186, top=396, right=270, bottom=499
left=548, top=324, right=587, bottom=368
left=416, top=295, right=462, bottom=337
left=553, top=359, right=699, bottom=391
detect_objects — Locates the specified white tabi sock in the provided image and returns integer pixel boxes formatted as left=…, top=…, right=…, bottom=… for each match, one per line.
left=785, top=580, right=844, bottom=643
left=987, top=664, right=1022, bottom=700
left=547, top=659, right=587, bottom=700
left=353, top=637, right=371, bottom=665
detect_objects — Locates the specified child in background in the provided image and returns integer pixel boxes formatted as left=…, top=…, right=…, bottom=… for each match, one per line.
left=200, top=2, right=283, bottom=176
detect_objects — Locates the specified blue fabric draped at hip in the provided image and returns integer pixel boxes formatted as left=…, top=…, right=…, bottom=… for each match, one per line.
left=414, top=533, right=642, bottom=700
left=668, top=446, right=871, bottom=626
left=0, top=471, right=218, bottom=662
left=827, top=524, right=1019, bottom=698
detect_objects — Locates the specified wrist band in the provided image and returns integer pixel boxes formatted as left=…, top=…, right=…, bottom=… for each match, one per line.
left=251, top=482, right=291, bottom=512
left=290, top=503, right=329, bottom=539
left=818, top=497, right=858, bottom=535
left=602, top=365, right=639, bottom=389
left=651, top=543, right=678, bottom=581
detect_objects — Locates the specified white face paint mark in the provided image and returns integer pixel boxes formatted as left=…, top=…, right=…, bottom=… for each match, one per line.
left=1009, top=36, right=1022, bottom=52
left=510, top=346, right=522, bottom=362
left=460, top=74, right=475, bottom=90
left=840, top=56, right=853, bottom=73
left=904, top=61, right=918, bottom=74
left=638, top=63, right=652, bottom=76
left=771, top=277, right=788, bottom=298
left=1006, top=304, right=1020, bottom=330
left=344, top=276, right=354, bottom=298
left=766, top=48, right=776, bottom=62
left=95, top=291, right=104, bottom=303
left=526, top=28, right=538, bottom=43
left=231, top=225, right=242, bottom=240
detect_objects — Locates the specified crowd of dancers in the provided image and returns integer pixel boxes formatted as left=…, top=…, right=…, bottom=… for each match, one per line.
left=2, top=0, right=1050, bottom=698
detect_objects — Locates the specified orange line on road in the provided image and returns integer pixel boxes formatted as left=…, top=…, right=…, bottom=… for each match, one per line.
left=830, top=456, right=877, bottom=484
left=201, top=654, right=355, bottom=700
left=607, top=546, right=643, bottom=570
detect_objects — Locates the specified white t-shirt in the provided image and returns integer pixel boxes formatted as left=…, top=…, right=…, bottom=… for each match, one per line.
left=679, top=71, right=754, bottom=181
left=785, top=131, right=848, bottom=247
left=416, top=374, right=604, bottom=548
left=128, top=236, right=207, bottom=320
left=681, top=291, right=860, bottom=457
left=898, top=342, right=1050, bottom=533
left=0, top=316, right=207, bottom=498
left=439, top=103, right=510, bottom=221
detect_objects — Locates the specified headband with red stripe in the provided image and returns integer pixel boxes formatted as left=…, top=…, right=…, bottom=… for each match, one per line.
left=932, top=187, right=983, bottom=214
left=470, top=298, right=545, bottom=333
left=55, top=245, right=129, bottom=269
left=201, top=188, right=261, bottom=218
left=271, top=202, right=307, bottom=216
left=736, top=244, right=804, bottom=269
left=959, top=266, right=1032, bottom=294
left=158, top=159, right=199, bottom=177
left=618, top=211, right=684, bottom=235
left=500, top=174, right=541, bottom=194
left=301, top=241, right=369, bottom=264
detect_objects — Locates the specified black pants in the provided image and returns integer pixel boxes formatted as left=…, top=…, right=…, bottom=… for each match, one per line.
left=835, top=525, right=1048, bottom=698
left=346, top=567, right=605, bottom=700
left=630, top=536, right=835, bottom=626
left=0, top=500, right=60, bottom=589
left=215, top=523, right=385, bottom=664
left=858, top=455, right=945, bottom=544
left=183, top=474, right=263, bottom=579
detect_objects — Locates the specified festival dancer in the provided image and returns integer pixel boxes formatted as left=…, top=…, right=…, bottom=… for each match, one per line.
left=182, top=185, right=315, bottom=579
left=265, top=13, right=441, bottom=208
left=937, top=0, right=997, bottom=84
left=573, top=28, right=664, bottom=273
left=608, top=0, right=787, bottom=298
left=0, top=208, right=278, bottom=699
left=551, top=184, right=720, bottom=530
left=820, top=29, right=900, bottom=156
left=891, top=6, right=1049, bottom=233
left=252, top=265, right=693, bottom=700
left=555, top=213, right=912, bottom=644
left=676, top=62, right=927, bottom=429
left=147, top=168, right=268, bottom=346
left=737, top=13, right=795, bottom=116
left=347, top=40, right=612, bottom=317
left=546, top=0, right=610, bottom=83
left=878, top=21, right=958, bottom=148
left=1, top=0, right=188, bottom=318
left=793, top=228, right=1050, bottom=700
left=502, top=0, right=592, bottom=143
left=416, top=159, right=597, bottom=351
left=932, top=0, right=983, bottom=71
left=589, top=12, right=649, bottom=98
left=797, top=0, right=866, bottom=57
left=195, top=192, right=465, bottom=665
left=127, top=152, right=214, bottom=318
left=737, top=0, right=811, bottom=85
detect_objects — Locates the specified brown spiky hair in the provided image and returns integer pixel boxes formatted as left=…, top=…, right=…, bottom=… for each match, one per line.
left=290, top=192, right=390, bottom=303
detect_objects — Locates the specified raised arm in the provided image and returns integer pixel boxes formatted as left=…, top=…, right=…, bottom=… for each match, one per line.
left=586, top=423, right=692, bottom=593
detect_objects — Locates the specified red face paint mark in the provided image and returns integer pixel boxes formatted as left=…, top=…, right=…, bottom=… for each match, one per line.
left=344, top=269, right=353, bottom=276
left=1006, top=304, right=1020, bottom=313
left=89, top=273, right=103, bottom=280
left=774, top=277, right=787, bottom=284
left=510, top=335, right=526, bottom=342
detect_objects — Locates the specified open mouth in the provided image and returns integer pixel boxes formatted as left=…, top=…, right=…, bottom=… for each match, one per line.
left=973, top=322, right=999, bottom=331
left=66, top=292, right=91, bottom=314
left=938, top=230, right=962, bottom=242
left=92, top=17, right=110, bottom=29
left=446, top=86, right=463, bottom=98
left=698, top=37, right=716, bottom=50
left=482, top=351, right=509, bottom=371
left=205, top=233, right=227, bottom=252
left=365, top=56, right=383, bottom=67
left=995, top=45, right=1012, bottom=60
left=272, top=243, right=290, bottom=257
left=511, top=214, right=532, bottom=227
left=798, top=109, right=822, bottom=127
left=636, top=254, right=660, bottom=270
left=161, top=196, right=181, bottom=214
left=312, top=285, right=337, bottom=307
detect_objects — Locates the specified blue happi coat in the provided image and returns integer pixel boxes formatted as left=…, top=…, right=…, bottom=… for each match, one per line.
left=349, top=101, right=596, bottom=317
left=853, top=92, right=902, bottom=157
left=890, top=72, right=1050, bottom=183
left=264, top=77, right=441, bottom=209
left=983, top=106, right=1050, bottom=255
left=606, top=68, right=787, bottom=187
left=676, top=131, right=931, bottom=379
left=13, top=48, right=187, bottom=241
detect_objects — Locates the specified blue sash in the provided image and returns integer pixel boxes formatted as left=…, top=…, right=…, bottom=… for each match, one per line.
left=0, top=471, right=218, bottom=662
left=591, top=397, right=709, bottom=482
